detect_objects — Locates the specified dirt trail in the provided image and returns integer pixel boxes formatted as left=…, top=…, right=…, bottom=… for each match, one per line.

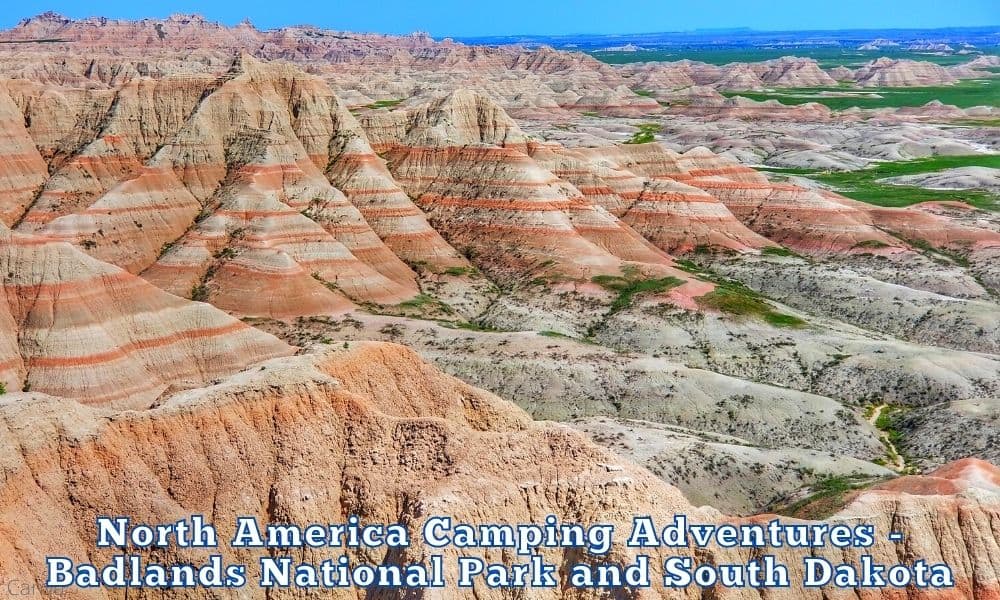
left=868, top=404, right=906, bottom=471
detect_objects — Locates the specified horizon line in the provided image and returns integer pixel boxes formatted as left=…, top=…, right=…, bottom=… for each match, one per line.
left=3, top=12, right=999, bottom=40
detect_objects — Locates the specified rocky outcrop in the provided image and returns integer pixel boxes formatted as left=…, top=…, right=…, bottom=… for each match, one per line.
left=880, top=166, right=1000, bottom=193
left=574, top=416, right=893, bottom=514
left=570, top=144, right=776, bottom=252
left=755, top=57, right=838, bottom=87
left=714, top=63, right=765, bottom=90
left=0, top=343, right=699, bottom=599
left=853, top=58, right=959, bottom=87
left=367, top=91, right=694, bottom=289
left=0, top=84, right=47, bottom=226
left=620, top=57, right=837, bottom=92
left=4, top=55, right=425, bottom=313
left=0, top=344, right=999, bottom=598
left=288, top=77, right=471, bottom=274
left=652, top=149, right=910, bottom=254
left=0, top=229, right=292, bottom=406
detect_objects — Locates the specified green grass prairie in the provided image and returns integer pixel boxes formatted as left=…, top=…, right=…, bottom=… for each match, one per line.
left=720, top=78, right=1000, bottom=110
left=592, top=47, right=1000, bottom=68
left=770, top=155, right=1000, bottom=211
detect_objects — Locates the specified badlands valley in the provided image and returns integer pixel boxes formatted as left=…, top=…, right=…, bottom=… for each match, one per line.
left=0, top=12, right=999, bottom=598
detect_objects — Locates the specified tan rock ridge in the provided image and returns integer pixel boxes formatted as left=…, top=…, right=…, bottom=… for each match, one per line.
left=5, top=55, right=424, bottom=313
left=0, top=229, right=293, bottom=406
left=754, top=57, right=839, bottom=88
left=0, top=83, right=47, bottom=226
left=1, top=46, right=995, bottom=305
left=566, top=144, right=775, bottom=253
left=0, top=344, right=997, bottom=598
left=622, top=57, right=837, bottom=93
left=853, top=58, right=959, bottom=88
left=527, top=143, right=676, bottom=263
left=366, top=91, right=701, bottom=297
left=0, top=13, right=655, bottom=122
left=286, top=74, right=470, bottom=274
left=645, top=149, right=917, bottom=255
left=873, top=458, right=1000, bottom=495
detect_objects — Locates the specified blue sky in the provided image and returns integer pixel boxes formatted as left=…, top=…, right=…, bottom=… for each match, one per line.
left=2, top=0, right=998, bottom=36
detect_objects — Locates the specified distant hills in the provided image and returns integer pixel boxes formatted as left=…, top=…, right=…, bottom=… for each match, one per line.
left=455, top=26, right=1000, bottom=53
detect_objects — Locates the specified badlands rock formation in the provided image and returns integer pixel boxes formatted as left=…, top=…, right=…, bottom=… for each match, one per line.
left=617, top=54, right=982, bottom=94
left=852, top=58, right=958, bottom=87
left=0, top=14, right=998, bottom=597
left=363, top=90, right=699, bottom=291
left=0, top=229, right=292, bottom=406
left=573, top=416, right=894, bottom=513
left=0, top=345, right=999, bottom=599
left=881, top=166, right=1000, bottom=192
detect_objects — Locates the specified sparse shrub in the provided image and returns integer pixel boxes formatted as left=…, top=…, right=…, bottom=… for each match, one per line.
left=591, top=268, right=684, bottom=315
left=366, top=98, right=404, bottom=109
left=696, top=279, right=806, bottom=328
left=761, top=246, right=799, bottom=258
left=191, top=284, right=210, bottom=302
left=853, top=239, right=890, bottom=250
left=538, top=330, right=569, bottom=339
left=623, top=123, right=661, bottom=145
left=443, top=266, right=475, bottom=277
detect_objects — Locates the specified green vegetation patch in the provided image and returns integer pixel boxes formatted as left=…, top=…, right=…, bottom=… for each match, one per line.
left=672, top=259, right=704, bottom=274
left=190, top=284, right=210, bottom=302
left=788, top=155, right=1000, bottom=212
left=214, top=247, right=237, bottom=260
left=592, top=268, right=684, bottom=314
left=760, top=246, right=800, bottom=258
left=538, top=330, right=570, bottom=339
left=853, top=239, right=891, bottom=250
left=841, top=154, right=999, bottom=178
left=764, top=312, right=807, bottom=327
left=632, top=89, right=655, bottom=97
left=778, top=474, right=880, bottom=519
left=590, top=47, right=1000, bottom=68
left=443, top=265, right=479, bottom=277
left=390, top=293, right=457, bottom=318
left=366, top=98, right=404, bottom=109
left=867, top=403, right=918, bottom=473
left=623, top=123, right=661, bottom=145
left=399, top=293, right=439, bottom=310
left=696, top=279, right=806, bottom=328
left=720, top=77, right=1000, bottom=110
left=874, top=405, right=908, bottom=447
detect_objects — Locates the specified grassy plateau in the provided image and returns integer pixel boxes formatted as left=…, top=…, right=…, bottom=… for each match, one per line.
left=720, top=78, right=1000, bottom=110
left=591, top=47, right=1000, bottom=68
left=759, top=155, right=1000, bottom=211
